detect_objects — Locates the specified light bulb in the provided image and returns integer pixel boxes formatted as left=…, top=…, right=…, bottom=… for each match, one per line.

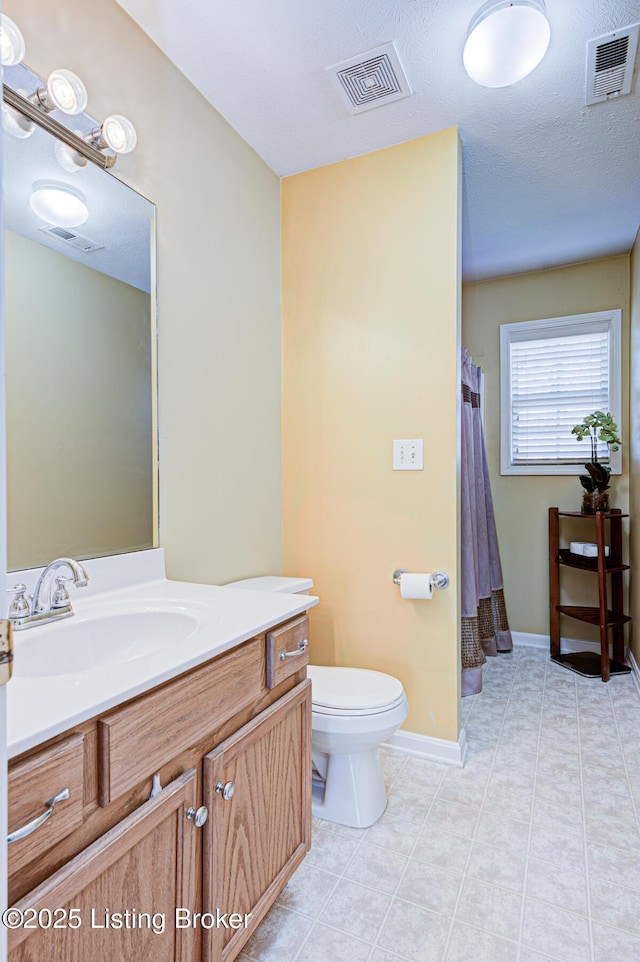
left=46, top=69, right=88, bottom=115
left=54, top=138, right=88, bottom=172
left=29, top=181, right=89, bottom=228
left=2, top=97, right=34, bottom=139
left=463, top=0, right=551, bottom=88
left=100, top=114, right=137, bottom=154
left=0, top=13, right=25, bottom=67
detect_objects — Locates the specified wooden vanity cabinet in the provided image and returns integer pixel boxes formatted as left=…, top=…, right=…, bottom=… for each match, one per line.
left=203, top=682, right=311, bottom=962
left=7, top=615, right=311, bottom=962
left=9, top=770, right=198, bottom=962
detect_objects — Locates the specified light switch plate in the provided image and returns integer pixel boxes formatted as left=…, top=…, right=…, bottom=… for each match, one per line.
left=393, top=439, right=423, bottom=470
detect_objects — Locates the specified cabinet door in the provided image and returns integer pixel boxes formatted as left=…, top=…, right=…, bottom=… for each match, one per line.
left=9, top=769, right=198, bottom=962
left=203, top=680, right=312, bottom=962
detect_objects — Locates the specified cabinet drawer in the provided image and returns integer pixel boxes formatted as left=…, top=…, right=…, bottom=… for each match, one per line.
left=266, top=615, right=309, bottom=689
left=98, top=637, right=265, bottom=805
left=8, top=734, right=84, bottom=876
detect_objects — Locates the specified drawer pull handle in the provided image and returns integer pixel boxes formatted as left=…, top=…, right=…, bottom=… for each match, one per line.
left=279, top=640, right=308, bottom=661
left=186, top=805, right=209, bottom=828
left=215, top=780, right=235, bottom=801
left=7, top=787, right=70, bottom=844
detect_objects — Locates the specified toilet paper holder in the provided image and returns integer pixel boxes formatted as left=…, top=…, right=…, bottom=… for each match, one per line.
left=392, top=569, right=449, bottom=590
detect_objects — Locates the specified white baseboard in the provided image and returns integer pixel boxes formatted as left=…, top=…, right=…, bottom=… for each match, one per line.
left=384, top=727, right=468, bottom=768
left=512, top=630, right=627, bottom=659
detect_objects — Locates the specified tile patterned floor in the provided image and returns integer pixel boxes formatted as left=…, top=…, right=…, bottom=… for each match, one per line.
left=239, top=647, right=640, bottom=962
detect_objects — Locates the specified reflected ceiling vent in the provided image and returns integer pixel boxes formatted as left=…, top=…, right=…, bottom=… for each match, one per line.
left=327, top=42, right=412, bottom=115
left=585, top=22, right=639, bottom=105
left=38, top=224, right=104, bottom=252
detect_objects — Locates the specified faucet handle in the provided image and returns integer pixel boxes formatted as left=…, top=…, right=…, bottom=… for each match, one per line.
left=7, top=584, right=31, bottom=619
left=51, top=576, right=72, bottom=609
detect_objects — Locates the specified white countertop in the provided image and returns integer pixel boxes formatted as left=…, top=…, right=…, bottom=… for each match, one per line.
left=8, top=550, right=318, bottom=758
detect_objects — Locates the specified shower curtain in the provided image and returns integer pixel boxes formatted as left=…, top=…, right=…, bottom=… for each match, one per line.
left=461, top=348, right=512, bottom=696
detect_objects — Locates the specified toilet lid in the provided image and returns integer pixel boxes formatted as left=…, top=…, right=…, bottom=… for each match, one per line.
left=307, top=665, right=405, bottom=712
left=224, top=575, right=314, bottom=594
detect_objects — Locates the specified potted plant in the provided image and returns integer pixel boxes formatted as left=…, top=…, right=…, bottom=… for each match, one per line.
left=571, top=410, right=621, bottom=514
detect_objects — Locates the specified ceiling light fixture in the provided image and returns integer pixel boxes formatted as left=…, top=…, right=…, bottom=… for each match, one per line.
left=30, top=68, right=88, bottom=115
left=463, top=0, right=551, bottom=88
left=29, top=181, right=89, bottom=229
left=85, top=114, right=137, bottom=155
left=0, top=13, right=25, bottom=66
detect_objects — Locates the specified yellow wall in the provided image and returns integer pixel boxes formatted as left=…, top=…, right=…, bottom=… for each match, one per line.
left=463, top=256, right=630, bottom=641
left=9, top=0, right=283, bottom=584
left=630, top=230, right=640, bottom=657
left=282, top=130, right=462, bottom=742
left=5, top=231, right=152, bottom=569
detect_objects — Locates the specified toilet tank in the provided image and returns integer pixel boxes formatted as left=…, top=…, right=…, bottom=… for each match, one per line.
left=224, top=575, right=314, bottom=595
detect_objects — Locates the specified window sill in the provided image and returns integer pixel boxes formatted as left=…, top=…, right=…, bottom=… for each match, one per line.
left=500, top=461, right=621, bottom=477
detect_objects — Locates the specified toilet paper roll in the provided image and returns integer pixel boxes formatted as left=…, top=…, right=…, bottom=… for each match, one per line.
left=399, top=573, right=433, bottom=599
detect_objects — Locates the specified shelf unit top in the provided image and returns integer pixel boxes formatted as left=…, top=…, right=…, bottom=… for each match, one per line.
left=556, top=510, right=628, bottom=519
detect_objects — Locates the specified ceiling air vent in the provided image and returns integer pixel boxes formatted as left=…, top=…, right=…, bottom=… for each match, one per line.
left=38, top=225, right=104, bottom=252
left=327, top=42, right=412, bottom=115
left=585, top=22, right=639, bottom=105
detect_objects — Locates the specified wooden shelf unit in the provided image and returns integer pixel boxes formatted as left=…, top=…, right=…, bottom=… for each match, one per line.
left=549, top=507, right=631, bottom=682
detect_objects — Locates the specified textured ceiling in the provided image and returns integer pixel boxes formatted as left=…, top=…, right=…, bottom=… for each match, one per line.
left=117, top=0, right=640, bottom=280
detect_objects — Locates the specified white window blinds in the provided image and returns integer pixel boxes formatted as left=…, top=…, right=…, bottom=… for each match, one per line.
left=500, top=310, right=622, bottom=476
left=510, top=331, right=610, bottom=464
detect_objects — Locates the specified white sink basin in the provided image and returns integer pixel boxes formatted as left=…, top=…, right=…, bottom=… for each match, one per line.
left=14, top=609, right=200, bottom=678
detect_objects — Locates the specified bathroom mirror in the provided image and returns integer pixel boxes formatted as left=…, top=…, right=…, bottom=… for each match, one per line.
left=3, top=117, right=157, bottom=571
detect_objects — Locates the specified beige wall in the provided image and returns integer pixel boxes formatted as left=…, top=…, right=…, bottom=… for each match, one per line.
left=463, top=256, right=630, bottom=642
left=9, top=0, right=283, bottom=583
left=5, top=230, right=153, bottom=569
left=282, top=130, right=462, bottom=742
left=630, top=230, right=640, bottom=657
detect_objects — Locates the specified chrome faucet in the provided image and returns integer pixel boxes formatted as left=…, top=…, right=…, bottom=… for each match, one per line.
left=8, top=558, right=89, bottom=630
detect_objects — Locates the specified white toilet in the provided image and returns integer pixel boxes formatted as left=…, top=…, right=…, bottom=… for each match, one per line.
left=225, top=575, right=409, bottom=828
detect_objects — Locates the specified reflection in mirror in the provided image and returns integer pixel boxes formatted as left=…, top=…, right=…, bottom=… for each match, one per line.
left=3, top=117, right=157, bottom=570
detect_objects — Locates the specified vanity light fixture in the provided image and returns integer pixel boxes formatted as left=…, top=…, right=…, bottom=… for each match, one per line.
left=85, top=114, right=137, bottom=155
left=463, top=0, right=551, bottom=88
left=2, top=12, right=137, bottom=169
left=29, top=68, right=88, bottom=115
left=29, top=181, right=89, bottom=229
left=0, top=13, right=25, bottom=67
left=54, top=138, right=88, bottom=172
left=2, top=93, right=35, bottom=139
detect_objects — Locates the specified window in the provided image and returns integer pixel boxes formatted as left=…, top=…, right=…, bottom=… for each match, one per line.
left=500, top=310, right=622, bottom=475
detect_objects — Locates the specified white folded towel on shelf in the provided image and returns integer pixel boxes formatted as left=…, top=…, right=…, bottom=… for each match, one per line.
left=569, top=541, right=610, bottom=557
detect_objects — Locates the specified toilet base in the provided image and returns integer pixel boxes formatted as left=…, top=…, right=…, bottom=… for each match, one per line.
left=311, top=748, right=387, bottom=828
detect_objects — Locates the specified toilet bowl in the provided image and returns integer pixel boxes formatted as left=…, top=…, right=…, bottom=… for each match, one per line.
left=308, top=664, right=408, bottom=827
left=225, top=575, right=409, bottom=828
